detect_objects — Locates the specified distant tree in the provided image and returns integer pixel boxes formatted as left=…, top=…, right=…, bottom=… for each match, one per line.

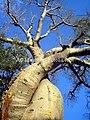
left=0, top=37, right=31, bottom=99
left=0, top=37, right=31, bottom=119
left=0, top=0, right=90, bottom=120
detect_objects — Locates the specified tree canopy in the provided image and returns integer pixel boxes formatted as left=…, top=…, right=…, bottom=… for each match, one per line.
left=0, top=37, right=31, bottom=99
left=0, top=0, right=90, bottom=120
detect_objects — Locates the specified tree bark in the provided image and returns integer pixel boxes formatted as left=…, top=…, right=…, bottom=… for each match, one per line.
left=22, top=79, right=63, bottom=120
left=1, top=61, right=63, bottom=120
left=1, top=1, right=90, bottom=120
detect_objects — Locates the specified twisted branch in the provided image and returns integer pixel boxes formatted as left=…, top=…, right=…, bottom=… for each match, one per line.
left=67, top=60, right=90, bottom=88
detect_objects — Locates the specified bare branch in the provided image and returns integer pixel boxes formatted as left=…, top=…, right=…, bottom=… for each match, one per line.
left=34, top=0, right=44, bottom=7
left=45, top=47, right=63, bottom=57
left=26, top=16, right=34, bottom=43
left=47, top=13, right=78, bottom=27
left=45, top=45, right=90, bottom=59
left=71, top=38, right=90, bottom=47
left=66, top=57, right=90, bottom=68
left=0, top=36, right=29, bottom=47
left=47, top=6, right=61, bottom=12
left=38, top=22, right=63, bottom=40
left=49, top=64, right=68, bottom=75
left=73, top=65, right=86, bottom=77
left=0, top=36, right=40, bottom=59
left=35, top=3, right=44, bottom=7
left=47, top=12, right=62, bottom=19
left=27, top=15, right=35, bottom=33
left=67, top=60, right=90, bottom=88
left=50, top=22, right=63, bottom=30
left=84, top=38, right=90, bottom=45
left=6, top=0, right=26, bottom=34
left=35, top=1, right=77, bottom=42
left=68, top=47, right=90, bottom=57
left=34, top=0, right=51, bottom=8
left=79, top=66, right=86, bottom=76
left=6, top=0, right=34, bottom=45
left=39, top=28, right=51, bottom=40
left=69, top=32, right=90, bottom=47
left=62, top=18, right=78, bottom=27
left=69, top=82, right=82, bottom=96
left=27, top=24, right=33, bottom=33
left=35, top=3, right=48, bottom=41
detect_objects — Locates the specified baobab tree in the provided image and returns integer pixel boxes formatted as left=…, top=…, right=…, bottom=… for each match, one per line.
left=0, top=0, right=90, bottom=120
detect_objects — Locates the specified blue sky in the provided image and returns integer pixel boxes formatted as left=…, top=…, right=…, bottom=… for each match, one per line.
left=56, top=1, right=90, bottom=120
left=0, top=0, right=90, bottom=120
left=63, top=0, right=90, bottom=15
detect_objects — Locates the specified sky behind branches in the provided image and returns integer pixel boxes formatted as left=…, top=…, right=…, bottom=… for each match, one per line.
left=56, top=0, right=90, bottom=120
left=0, top=0, right=90, bottom=120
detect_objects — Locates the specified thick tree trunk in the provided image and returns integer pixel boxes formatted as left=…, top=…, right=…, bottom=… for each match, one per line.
left=1, top=1, right=90, bottom=120
left=22, top=79, right=63, bottom=120
left=1, top=62, right=63, bottom=120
